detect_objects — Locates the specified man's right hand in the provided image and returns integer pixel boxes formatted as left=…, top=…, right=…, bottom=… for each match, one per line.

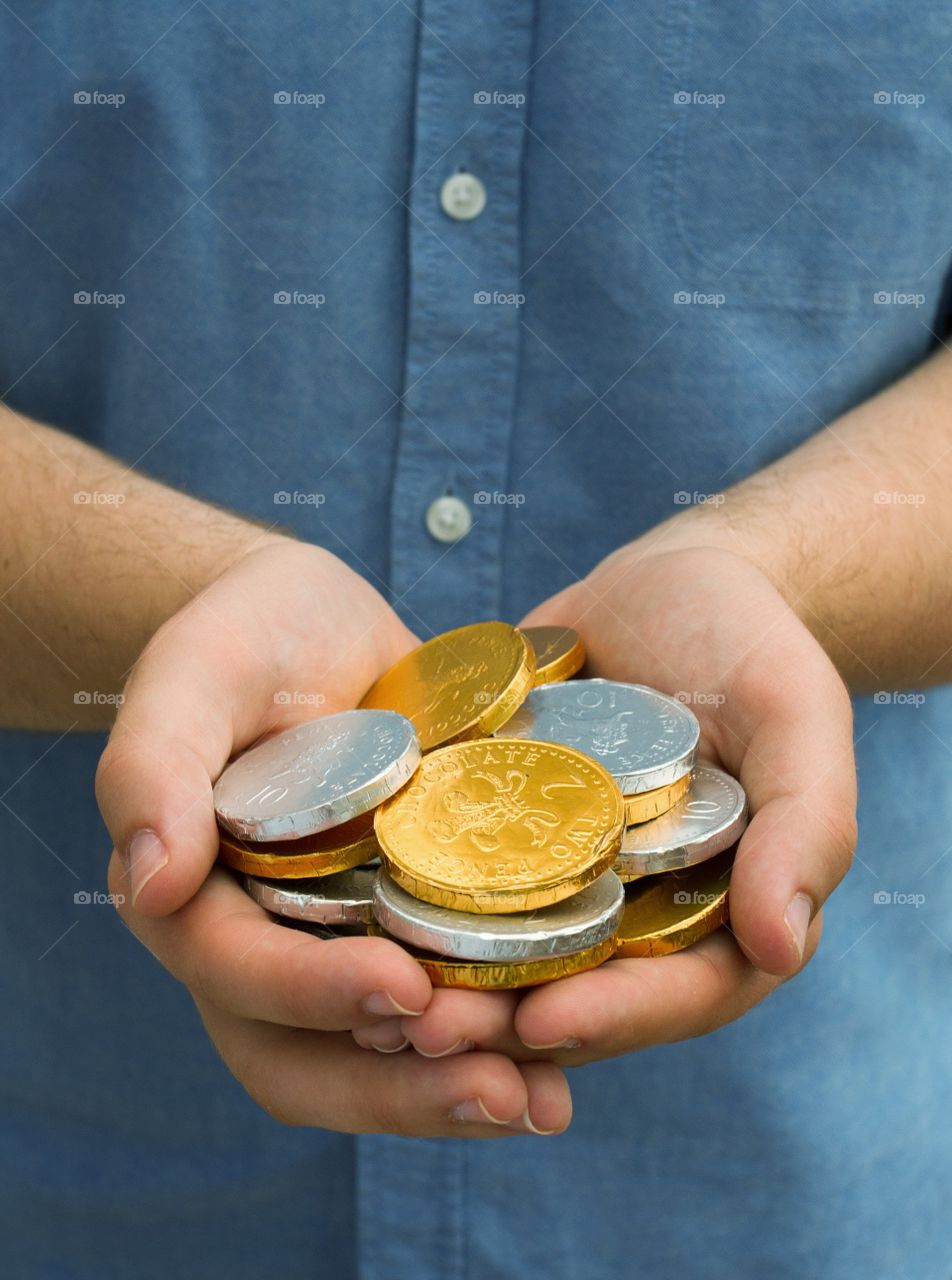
left=96, top=540, right=570, bottom=1137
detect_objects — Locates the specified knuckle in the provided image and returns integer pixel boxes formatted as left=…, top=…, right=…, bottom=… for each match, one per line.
left=363, top=1092, right=403, bottom=1135
left=823, top=806, right=858, bottom=880
left=173, top=938, right=213, bottom=995
left=227, top=1040, right=308, bottom=1128
left=93, top=741, right=139, bottom=805
left=242, top=1075, right=304, bottom=1128
left=361, top=1077, right=415, bottom=1136
left=275, top=942, right=331, bottom=1027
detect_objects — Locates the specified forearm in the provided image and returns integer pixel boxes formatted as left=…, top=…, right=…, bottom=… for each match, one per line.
left=624, top=346, right=952, bottom=691
left=1, top=407, right=286, bottom=728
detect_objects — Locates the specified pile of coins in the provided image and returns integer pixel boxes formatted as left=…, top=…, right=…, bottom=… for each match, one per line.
left=213, top=622, right=748, bottom=989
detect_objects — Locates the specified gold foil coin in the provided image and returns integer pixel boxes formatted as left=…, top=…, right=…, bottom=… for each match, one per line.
left=369, top=925, right=617, bottom=988
left=522, top=625, right=586, bottom=686
left=358, top=621, right=534, bottom=752
left=623, top=772, right=691, bottom=825
left=374, top=737, right=625, bottom=912
left=217, top=810, right=379, bottom=879
left=613, top=848, right=734, bottom=957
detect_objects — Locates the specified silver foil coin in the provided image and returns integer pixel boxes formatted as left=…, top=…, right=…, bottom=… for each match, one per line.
left=614, top=765, right=748, bottom=877
left=214, top=709, right=420, bottom=841
left=244, top=866, right=376, bottom=926
left=498, top=678, right=699, bottom=793
left=372, top=869, right=624, bottom=962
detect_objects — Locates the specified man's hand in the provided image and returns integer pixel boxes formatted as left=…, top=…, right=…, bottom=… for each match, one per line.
left=97, top=540, right=571, bottom=1135
left=388, top=544, right=857, bottom=1066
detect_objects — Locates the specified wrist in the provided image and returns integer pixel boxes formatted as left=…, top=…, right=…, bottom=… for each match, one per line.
left=601, top=495, right=816, bottom=624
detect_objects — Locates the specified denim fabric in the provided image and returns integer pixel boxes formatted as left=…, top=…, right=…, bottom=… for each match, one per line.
left=1, top=2, right=951, bottom=1276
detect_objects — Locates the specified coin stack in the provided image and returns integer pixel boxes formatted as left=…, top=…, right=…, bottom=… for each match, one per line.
left=213, top=621, right=749, bottom=988
left=499, top=675, right=747, bottom=960
left=213, top=710, right=420, bottom=933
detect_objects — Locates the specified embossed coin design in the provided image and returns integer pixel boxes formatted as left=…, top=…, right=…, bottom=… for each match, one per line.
left=499, top=679, right=699, bottom=794
left=244, top=866, right=376, bottom=926
left=218, top=810, right=379, bottom=878
left=368, top=925, right=618, bottom=989
left=213, top=709, right=420, bottom=841
left=372, top=869, right=624, bottom=962
left=624, top=773, right=691, bottom=825
left=359, top=621, right=535, bottom=751
left=374, top=737, right=625, bottom=912
left=614, top=766, right=748, bottom=879
left=614, top=848, right=733, bottom=957
left=522, top=625, right=586, bottom=686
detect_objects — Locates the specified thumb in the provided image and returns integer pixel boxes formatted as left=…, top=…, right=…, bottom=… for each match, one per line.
left=95, top=599, right=270, bottom=918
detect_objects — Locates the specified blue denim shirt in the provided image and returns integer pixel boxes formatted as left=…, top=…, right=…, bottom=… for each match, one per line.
left=2, top=3, right=951, bottom=1277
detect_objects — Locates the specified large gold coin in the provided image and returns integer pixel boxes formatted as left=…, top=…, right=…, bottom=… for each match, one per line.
left=369, top=925, right=616, bottom=988
left=613, top=848, right=733, bottom=957
left=358, top=621, right=534, bottom=752
left=623, top=772, right=691, bottom=825
left=374, top=737, right=625, bottom=912
left=217, top=811, right=378, bottom=879
left=522, top=625, right=585, bottom=686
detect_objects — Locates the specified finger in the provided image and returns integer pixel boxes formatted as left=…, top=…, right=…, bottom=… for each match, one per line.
left=721, top=641, right=857, bottom=976
left=95, top=588, right=276, bottom=916
left=399, top=989, right=522, bottom=1057
left=518, top=582, right=583, bottom=631
left=198, top=1002, right=572, bottom=1137
left=513, top=924, right=821, bottom=1062
left=111, top=855, right=432, bottom=1030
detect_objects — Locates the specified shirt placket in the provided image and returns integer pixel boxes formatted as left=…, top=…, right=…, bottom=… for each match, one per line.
left=357, top=3, right=535, bottom=1278
left=386, top=0, right=534, bottom=638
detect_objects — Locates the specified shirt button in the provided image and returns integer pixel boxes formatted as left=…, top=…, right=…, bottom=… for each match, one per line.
left=425, top=495, right=472, bottom=543
left=440, top=173, right=487, bottom=221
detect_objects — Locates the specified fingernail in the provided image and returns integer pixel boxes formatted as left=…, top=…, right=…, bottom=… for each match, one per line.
left=508, top=1108, right=558, bottom=1136
left=353, top=1020, right=409, bottom=1053
left=361, top=990, right=426, bottom=1018
left=449, top=1098, right=510, bottom=1126
left=416, top=1038, right=474, bottom=1059
left=785, top=892, right=813, bottom=963
left=519, top=1036, right=582, bottom=1051
left=122, top=830, right=168, bottom=906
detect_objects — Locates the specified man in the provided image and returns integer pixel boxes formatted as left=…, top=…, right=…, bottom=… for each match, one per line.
left=2, top=3, right=949, bottom=1276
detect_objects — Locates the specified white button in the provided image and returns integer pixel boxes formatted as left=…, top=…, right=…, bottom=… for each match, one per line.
left=425, top=495, right=472, bottom=543
left=440, top=173, right=487, bottom=221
